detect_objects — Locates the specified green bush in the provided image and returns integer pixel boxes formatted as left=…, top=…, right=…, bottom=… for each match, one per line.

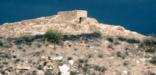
left=126, top=38, right=140, bottom=43
left=44, top=29, right=64, bottom=44
left=117, top=36, right=140, bottom=43
left=149, top=56, right=156, bottom=65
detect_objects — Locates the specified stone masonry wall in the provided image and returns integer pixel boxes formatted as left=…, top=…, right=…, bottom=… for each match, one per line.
left=57, top=10, right=87, bottom=22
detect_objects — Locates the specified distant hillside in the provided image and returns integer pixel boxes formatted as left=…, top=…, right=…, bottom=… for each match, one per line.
left=0, top=10, right=156, bottom=75
left=0, top=10, right=144, bottom=39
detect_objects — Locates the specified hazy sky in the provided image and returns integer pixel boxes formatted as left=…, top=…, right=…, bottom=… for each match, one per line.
left=0, top=0, right=156, bottom=34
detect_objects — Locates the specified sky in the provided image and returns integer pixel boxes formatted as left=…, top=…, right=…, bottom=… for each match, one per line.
left=0, top=0, right=156, bottom=35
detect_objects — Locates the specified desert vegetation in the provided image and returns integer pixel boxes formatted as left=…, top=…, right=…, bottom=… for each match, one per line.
left=149, top=56, right=156, bottom=65
left=117, top=36, right=141, bottom=44
left=74, top=58, right=107, bottom=75
left=1, top=33, right=156, bottom=75
left=92, top=31, right=102, bottom=38
left=44, top=29, right=64, bottom=44
left=139, top=36, right=156, bottom=53
left=1, top=10, right=156, bottom=75
left=14, top=35, right=35, bottom=45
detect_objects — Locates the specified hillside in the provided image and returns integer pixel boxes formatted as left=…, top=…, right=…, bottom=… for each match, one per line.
left=0, top=10, right=156, bottom=75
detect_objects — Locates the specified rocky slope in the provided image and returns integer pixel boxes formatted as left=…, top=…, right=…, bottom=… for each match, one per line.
left=0, top=10, right=144, bottom=39
left=0, top=10, right=156, bottom=75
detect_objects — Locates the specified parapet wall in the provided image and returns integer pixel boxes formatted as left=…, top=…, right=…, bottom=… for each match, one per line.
left=57, top=10, right=87, bottom=21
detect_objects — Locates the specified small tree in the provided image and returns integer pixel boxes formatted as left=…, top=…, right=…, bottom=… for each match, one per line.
left=44, top=29, right=64, bottom=44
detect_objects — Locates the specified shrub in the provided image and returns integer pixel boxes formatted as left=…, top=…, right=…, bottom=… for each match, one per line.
left=117, top=36, right=127, bottom=41
left=78, top=59, right=88, bottom=64
left=149, top=56, right=156, bottom=65
left=140, top=36, right=156, bottom=53
left=44, top=29, right=64, bottom=44
left=145, top=47, right=156, bottom=53
left=97, top=53, right=104, bottom=58
left=143, top=36, right=156, bottom=46
left=92, top=31, right=102, bottom=37
left=0, top=40, right=3, bottom=46
left=107, top=36, right=120, bottom=45
left=107, top=37, right=114, bottom=42
left=94, top=66, right=106, bottom=73
left=70, top=71, right=78, bottom=75
left=15, top=35, right=34, bottom=45
left=126, top=38, right=140, bottom=43
left=148, top=72, right=156, bottom=75
left=117, top=36, right=140, bottom=44
left=0, top=39, right=11, bottom=48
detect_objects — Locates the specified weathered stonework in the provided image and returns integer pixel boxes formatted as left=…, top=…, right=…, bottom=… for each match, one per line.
left=57, top=10, right=87, bottom=22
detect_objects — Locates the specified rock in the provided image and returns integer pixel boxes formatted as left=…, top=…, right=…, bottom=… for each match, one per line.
left=122, top=70, right=128, bottom=75
left=59, top=64, right=70, bottom=75
left=51, top=56, right=63, bottom=61
left=68, top=60, right=74, bottom=65
left=16, top=66, right=31, bottom=70
left=36, top=70, right=45, bottom=75
left=136, top=60, right=140, bottom=64
left=3, top=71, right=10, bottom=75
left=44, top=69, right=53, bottom=75
left=43, top=62, right=60, bottom=75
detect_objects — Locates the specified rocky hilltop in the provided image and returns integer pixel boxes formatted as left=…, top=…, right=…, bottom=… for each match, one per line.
left=0, top=10, right=144, bottom=39
left=0, top=10, right=156, bottom=75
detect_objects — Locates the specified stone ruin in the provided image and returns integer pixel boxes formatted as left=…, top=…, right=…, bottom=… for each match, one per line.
left=57, top=10, right=88, bottom=22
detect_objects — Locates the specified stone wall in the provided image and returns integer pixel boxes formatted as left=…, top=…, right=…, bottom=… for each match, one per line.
left=57, top=10, right=87, bottom=22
